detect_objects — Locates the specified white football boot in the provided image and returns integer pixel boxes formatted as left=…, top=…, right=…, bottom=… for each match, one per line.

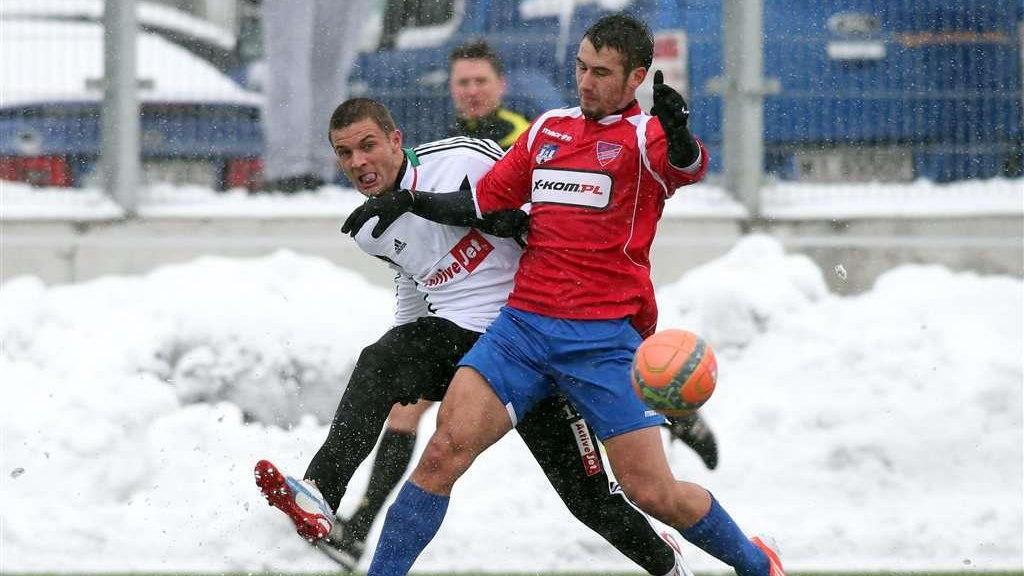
left=659, top=531, right=696, bottom=576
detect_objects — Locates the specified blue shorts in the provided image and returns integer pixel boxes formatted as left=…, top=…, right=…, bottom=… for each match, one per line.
left=459, top=306, right=666, bottom=440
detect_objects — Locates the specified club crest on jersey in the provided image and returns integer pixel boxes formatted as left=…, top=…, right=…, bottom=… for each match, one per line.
left=535, top=143, right=559, bottom=165
left=596, top=141, right=623, bottom=166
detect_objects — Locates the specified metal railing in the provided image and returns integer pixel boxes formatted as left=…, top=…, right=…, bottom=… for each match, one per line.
left=4, top=0, right=1022, bottom=219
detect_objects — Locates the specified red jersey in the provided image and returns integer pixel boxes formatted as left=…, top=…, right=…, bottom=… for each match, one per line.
left=473, top=101, right=709, bottom=336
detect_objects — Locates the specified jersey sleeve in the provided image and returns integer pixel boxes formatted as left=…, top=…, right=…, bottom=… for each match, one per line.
left=473, top=126, right=535, bottom=216
left=647, top=118, right=710, bottom=195
left=392, top=268, right=427, bottom=326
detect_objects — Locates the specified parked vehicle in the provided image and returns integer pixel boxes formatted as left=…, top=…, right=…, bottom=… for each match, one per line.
left=0, top=0, right=244, bottom=80
left=0, top=14, right=263, bottom=190
left=349, top=0, right=1022, bottom=182
left=688, top=0, right=1023, bottom=182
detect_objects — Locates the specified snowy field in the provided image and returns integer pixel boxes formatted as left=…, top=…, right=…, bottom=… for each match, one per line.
left=1, top=226, right=1021, bottom=573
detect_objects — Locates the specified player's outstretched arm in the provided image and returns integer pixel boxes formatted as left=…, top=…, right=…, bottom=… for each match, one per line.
left=341, top=188, right=528, bottom=238
left=650, top=69, right=700, bottom=168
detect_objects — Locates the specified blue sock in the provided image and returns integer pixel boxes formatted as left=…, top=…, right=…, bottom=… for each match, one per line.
left=680, top=495, right=769, bottom=576
left=367, top=481, right=449, bottom=576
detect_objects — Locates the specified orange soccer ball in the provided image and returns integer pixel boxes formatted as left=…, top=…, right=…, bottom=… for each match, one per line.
left=631, top=329, right=717, bottom=416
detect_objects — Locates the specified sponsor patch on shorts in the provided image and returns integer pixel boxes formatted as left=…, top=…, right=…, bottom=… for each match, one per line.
left=571, top=418, right=603, bottom=476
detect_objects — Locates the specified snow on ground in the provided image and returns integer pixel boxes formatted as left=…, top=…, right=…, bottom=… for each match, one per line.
left=1, top=234, right=1020, bottom=573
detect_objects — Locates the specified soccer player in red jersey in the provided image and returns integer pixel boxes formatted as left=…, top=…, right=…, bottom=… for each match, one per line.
left=343, top=13, right=786, bottom=576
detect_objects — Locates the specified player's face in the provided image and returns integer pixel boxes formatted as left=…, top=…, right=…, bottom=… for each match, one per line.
left=330, top=118, right=404, bottom=197
left=575, top=39, right=647, bottom=120
left=450, top=58, right=507, bottom=120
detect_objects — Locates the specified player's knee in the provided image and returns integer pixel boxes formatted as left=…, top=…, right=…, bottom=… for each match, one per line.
left=621, top=481, right=675, bottom=519
left=625, top=479, right=711, bottom=527
left=351, top=343, right=414, bottom=401
left=417, top=428, right=474, bottom=480
left=352, top=344, right=389, bottom=381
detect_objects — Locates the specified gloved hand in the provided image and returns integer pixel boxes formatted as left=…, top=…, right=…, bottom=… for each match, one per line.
left=663, top=412, right=718, bottom=470
left=651, top=69, right=690, bottom=130
left=341, top=188, right=414, bottom=238
left=479, top=209, right=530, bottom=238
left=650, top=70, right=699, bottom=167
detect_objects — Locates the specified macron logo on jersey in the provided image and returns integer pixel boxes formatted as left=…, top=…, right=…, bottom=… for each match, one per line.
left=541, top=127, right=572, bottom=142
left=423, top=229, right=494, bottom=288
left=531, top=168, right=612, bottom=209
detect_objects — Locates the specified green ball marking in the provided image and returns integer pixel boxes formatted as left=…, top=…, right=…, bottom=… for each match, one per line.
left=633, top=338, right=707, bottom=412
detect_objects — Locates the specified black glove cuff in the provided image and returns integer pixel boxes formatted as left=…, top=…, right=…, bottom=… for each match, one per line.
left=409, top=188, right=478, bottom=227
left=478, top=210, right=529, bottom=238
left=666, top=125, right=700, bottom=168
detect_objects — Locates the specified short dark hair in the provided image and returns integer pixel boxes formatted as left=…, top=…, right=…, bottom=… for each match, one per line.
left=448, top=39, right=504, bottom=76
left=328, top=98, right=397, bottom=139
left=582, top=13, right=653, bottom=73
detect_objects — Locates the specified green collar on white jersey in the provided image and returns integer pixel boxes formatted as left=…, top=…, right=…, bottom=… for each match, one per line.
left=403, top=147, right=421, bottom=167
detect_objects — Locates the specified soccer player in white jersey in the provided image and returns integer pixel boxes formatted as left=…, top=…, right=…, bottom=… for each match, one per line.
left=255, top=98, right=694, bottom=576
left=343, top=14, right=786, bottom=576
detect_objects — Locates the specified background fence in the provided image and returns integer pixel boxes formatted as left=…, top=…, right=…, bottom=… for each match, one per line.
left=350, top=0, right=1023, bottom=185
left=1, top=0, right=1022, bottom=211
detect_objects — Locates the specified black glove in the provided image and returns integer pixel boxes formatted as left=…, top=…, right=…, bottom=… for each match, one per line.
left=650, top=70, right=700, bottom=168
left=664, top=412, right=718, bottom=470
left=479, top=209, right=530, bottom=238
left=340, top=188, right=414, bottom=238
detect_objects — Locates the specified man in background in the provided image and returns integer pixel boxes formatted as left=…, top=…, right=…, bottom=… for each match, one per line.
left=446, top=40, right=530, bottom=148
left=261, top=0, right=371, bottom=192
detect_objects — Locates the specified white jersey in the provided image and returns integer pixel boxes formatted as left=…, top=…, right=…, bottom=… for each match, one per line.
left=352, top=137, right=522, bottom=333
